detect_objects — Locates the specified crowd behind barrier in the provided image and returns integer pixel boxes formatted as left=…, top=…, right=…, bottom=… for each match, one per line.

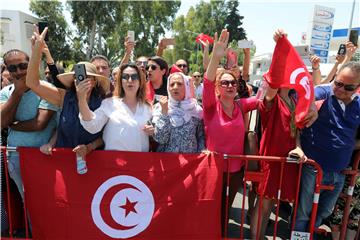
left=1, top=25, right=359, bottom=240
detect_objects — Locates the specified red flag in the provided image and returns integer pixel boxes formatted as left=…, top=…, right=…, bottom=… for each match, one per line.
left=196, top=33, right=214, bottom=46
left=169, top=64, right=183, bottom=74
left=19, top=148, right=222, bottom=239
left=263, top=37, right=314, bottom=128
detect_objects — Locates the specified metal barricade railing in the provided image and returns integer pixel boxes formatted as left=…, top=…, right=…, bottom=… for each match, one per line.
left=338, top=151, right=360, bottom=240
left=222, top=154, right=331, bottom=240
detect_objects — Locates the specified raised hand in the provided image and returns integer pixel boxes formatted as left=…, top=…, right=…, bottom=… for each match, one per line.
left=345, top=41, right=358, bottom=59
left=273, top=29, right=287, bottom=42
left=31, top=24, right=48, bottom=52
left=212, top=29, right=229, bottom=60
left=76, top=78, right=93, bottom=101
left=159, top=95, right=168, bottom=115
left=310, top=55, right=320, bottom=69
left=124, top=36, right=135, bottom=55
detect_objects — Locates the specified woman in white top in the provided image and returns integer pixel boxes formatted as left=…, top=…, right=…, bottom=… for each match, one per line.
left=78, top=63, right=153, bottom=152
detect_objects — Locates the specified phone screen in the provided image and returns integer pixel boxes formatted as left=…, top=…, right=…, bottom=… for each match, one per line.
left=349, top=29, right=359, bottom=46
left=38, top=21, right=49, bottom=42
left=127, top=31, right=135, bottom=42
left=74, top=64, right=87, bottom=85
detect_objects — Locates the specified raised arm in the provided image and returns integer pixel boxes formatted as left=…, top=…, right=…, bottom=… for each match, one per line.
left=310, top=55, right=322, bottom=86
left=242, top=48, right=251, bottom=81
left=156, top=38, right=175, bottom=57
left=200, top=40, right=210, bottom=71
left=205, top=30, right=229, bottom=81
left=26, top=26, right=65, bottom=107
left=120, top=36, right=134, bottom=66
left=265, top=29, right=288, bottom=103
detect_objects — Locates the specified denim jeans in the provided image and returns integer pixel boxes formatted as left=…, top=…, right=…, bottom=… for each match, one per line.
left=294, top=164, right=345, bottom=232
left=7, top=153, right=24, bottom=201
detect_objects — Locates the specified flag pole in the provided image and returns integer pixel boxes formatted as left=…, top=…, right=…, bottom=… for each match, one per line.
left=347, top=0, right=356, bottom=38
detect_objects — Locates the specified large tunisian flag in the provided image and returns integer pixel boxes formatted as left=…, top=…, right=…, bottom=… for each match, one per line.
left=263, top=37, right=314, bottom=128
left=19, top=148, right=223, bottom=239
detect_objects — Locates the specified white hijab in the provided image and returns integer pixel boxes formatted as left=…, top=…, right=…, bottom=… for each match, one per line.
left=163, top=72, right=203, bottom=127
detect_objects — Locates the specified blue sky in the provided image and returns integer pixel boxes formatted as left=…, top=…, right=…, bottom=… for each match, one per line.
left=2, top=0, right=359, bottom=55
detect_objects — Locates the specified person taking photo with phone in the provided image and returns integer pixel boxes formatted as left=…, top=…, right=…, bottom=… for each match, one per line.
left=26, top=26, right=107, bottom=159
left=78, top=62, right=153, bottom=152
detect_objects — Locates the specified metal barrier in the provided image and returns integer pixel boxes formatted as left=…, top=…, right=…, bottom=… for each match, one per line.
left=222, top=154, right=331, bottom=240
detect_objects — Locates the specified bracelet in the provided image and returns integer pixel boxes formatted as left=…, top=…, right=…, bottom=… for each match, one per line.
left=312, top=67, right=319, bottom=71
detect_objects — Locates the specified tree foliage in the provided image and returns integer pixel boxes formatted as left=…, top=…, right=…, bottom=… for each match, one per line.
left=172, top=0, right=248, bottom=73
left=29, top=0, right=72, bottom=61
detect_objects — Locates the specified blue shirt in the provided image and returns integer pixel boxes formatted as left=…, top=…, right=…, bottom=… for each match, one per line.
left=301, top=84, right=360, bottom=172
left=0, top=83, right=58, bottom=157
left=55, top=89, right=103, bottom=148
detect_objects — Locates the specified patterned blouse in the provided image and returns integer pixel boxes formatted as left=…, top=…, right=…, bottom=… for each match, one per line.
left=153, top=114, right=205, bottom=153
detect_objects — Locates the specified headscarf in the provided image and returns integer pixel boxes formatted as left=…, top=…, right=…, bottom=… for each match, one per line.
left=166, top=72, right=203, bottom=127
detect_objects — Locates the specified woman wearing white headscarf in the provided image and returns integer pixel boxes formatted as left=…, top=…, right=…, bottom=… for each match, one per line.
left=152, top=72, right=205, bottom=153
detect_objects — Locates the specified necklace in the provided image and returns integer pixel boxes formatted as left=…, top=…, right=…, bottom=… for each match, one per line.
left=281, top=96, right=297, bottom=138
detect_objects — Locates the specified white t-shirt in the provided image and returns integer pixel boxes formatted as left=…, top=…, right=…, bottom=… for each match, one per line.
left=79, top=97, right=152, bottom=152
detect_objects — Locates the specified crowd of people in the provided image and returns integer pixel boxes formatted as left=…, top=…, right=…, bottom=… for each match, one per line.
left=1, top=25, right=360, bottom=239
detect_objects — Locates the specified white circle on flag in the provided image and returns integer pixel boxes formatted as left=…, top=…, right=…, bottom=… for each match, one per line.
left=91, top=175, right=155, bottom=239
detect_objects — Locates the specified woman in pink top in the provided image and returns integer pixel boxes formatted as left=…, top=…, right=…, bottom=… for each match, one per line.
left=203, top=29, right=259, bottom=235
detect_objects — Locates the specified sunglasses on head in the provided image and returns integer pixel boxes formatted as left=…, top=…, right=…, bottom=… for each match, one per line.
left=121, top=73, right=139, bottom=81
left=177, top=64, right=187, bottom=68
left=220, top=80, right=237, bottom=87
left=136, top=61, right=147, bottom=67
left=146, top=64, right=158, bottom=71
left=7, top=62, right=28, bottom=73
left=334, top=80, right=359, bottom=91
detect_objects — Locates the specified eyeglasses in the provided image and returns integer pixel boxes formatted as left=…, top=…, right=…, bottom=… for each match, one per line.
left=136, top=61, right=147, bottom=67
left=121, top=73, right=139, bottom=81
left=193, top=75, right=201, bottom=78
left=334, top=80, right=359, bottom=91
left=220, top=80, right=237, bottom=87
left=7, top=62, right=28, bottom=73
left=177, top=64, right=187, bottom=68
left=146, top=64, right=158, bottom=71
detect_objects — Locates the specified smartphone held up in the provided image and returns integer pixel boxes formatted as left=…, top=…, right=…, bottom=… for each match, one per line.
left=38, top=21, right=49, bottom=42
left=127, top=30, right=135, bottom=43
left=74, top=64, right=87, bottom=85
left=349, top=29, right=359, bottom=47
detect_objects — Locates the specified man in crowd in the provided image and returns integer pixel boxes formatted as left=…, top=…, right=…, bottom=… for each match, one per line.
left=90, top=55, right=113, bottom=92
left=0, top=49, right=58, bottom=200
left=175, top=59, right=189, bottom=75
left=295, top=61, right=360, bottom=232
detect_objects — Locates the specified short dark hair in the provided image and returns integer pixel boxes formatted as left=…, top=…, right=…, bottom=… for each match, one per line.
left=90, top=55, right=110, bottom=67
left=3, top=49, right=29, bottom=65
left=339, top=61, right=360, bottom=82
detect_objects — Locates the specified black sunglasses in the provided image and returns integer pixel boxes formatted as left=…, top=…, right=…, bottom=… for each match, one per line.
left=220, top=80, right=237, bottom=87
left=121, top=73, right=139, bottom=81
left=193, top=75, right=201, bottom=78
left=146, top=64, right=158, bottom=71
left=7, top=62, right=28, bottom=73
left=334, top=80, right=359, bottom=91
left=177, top=64, right=187, bottom=68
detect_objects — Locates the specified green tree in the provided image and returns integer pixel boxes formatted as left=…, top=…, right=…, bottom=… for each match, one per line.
left=224, top=0, right=246, bottom=42
left=29, top=0, right=72, bottom=61
left=66, top=0, right=121, bottom=60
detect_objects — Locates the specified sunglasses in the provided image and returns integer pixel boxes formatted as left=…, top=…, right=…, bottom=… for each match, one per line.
left=220, top=80, right=237, bottom=87
left=146, top=64, right=158, bottom=71
left=136, top=61, right=147, bottom=67
left=334, top=80, right=359, bottom=91
left=193, top=75, right=201, bottom=78
left=121, top=73, right=139, bottom=81
left=7, top=62, right=28, bottom=73
left=177, top=64, right=187, bottom=68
